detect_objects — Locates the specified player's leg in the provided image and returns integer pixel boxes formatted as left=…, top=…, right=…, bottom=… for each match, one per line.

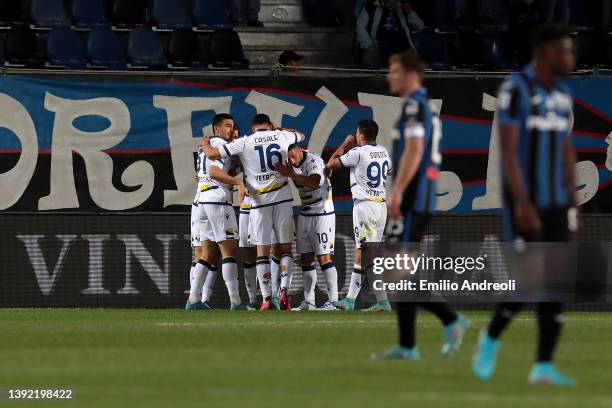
left=293, top=252, right=317, bottom=311
left=239, top=209, right=259, bottom=310
left=273, top=202, right=296, bottom=311
left=473, top=205, right=524, bottom=379
left=529, top=301, right=575, bottom=386
left=212, top=204, right=242, bottom=309
left=270, top=252, right=281, bottom=301
left=186, top=205, right=214, bottom=309
left=361, top=202, right=391, bottom=312
left=371, top=302, right=420, bottom=360
left=311, top=214, right=339, bottom=310
left=337, top=205, right=366, bottom=311
left=200, top=240, right=220, bottom=309
left=188, top=204, right=202, bottom=295
left=528, top=209, right=576, bottom=386
left=293, top=216, right=316, bottom=311
left=251, top=206, right=274, bottom=310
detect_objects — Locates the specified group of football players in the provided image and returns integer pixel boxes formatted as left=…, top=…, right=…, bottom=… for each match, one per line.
left=186, top=22, right=580, bottom=386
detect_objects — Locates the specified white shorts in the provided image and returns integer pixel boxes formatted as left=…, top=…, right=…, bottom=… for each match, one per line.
left=198, top=204, right=238, bottom=243
left=190, top=204, right=201, bottom=247
left=239, top=209, right=279, bottom=247
left=296, top=214, right=335, bottom=256
left=249, top=201, right=294, bottom=246
left=353, top=201, right=387, bottom=248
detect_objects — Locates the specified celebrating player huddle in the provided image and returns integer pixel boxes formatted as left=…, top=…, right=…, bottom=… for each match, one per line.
left=185, top=109, right=395, bottom=312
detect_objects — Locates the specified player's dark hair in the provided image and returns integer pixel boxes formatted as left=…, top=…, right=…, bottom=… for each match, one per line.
left=252, top=113, right=272, bottom=127
left=288, top=143, right=301, bottom=151
left=358, top=119, right=379, bottom=142
left=212, top=113, right=234, bottom=128
left=389, top=50, right=425, bottom=76
left=531, top=23, right=572, bottom=52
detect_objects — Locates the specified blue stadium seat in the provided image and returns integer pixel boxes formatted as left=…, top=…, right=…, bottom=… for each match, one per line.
left=87, top=28, right=127, bottom=69
left=194, top=0, right=232, bottom=30
left=3, top=27, right=44, bottom=67
left=412, top=29, right=451, bottom=70
left=0, top=0, right=28, bottom=27
left=208, top=29, right=248, bottom=69
left=46, top=27, right=87, bottom=69
left=71, top=0, right=111, bottom=29
left=151, top=0, right=192, bottom=30
left=432, top=0, right=456, bottom=32
left=127, top=27, right=168, bottom=68
left=568, top=0, right=594, bottom=32
left=111, top=0, right=149, bottom=28
left=31, top=0, right=70, bottom=29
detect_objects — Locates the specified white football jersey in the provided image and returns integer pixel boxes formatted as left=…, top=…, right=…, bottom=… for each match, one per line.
left=219, top=130, right=300, bottom=207
left=198, top=137, right=236, bottom=204
left=293, top=151, right=334, bottom=216
left=339, top=144, right=392, bottom=202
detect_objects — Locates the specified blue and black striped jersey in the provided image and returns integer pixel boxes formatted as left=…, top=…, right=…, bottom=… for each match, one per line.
left=497, top=65, right=574, bottom=209
left=393, top=86, right=442, bottom=214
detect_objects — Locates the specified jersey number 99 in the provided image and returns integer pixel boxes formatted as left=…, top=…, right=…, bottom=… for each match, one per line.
left=366, top=160, right=389, bottom=188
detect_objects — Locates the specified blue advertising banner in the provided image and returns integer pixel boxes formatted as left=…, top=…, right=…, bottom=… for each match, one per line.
left=0, top=74, right=610, bottom=213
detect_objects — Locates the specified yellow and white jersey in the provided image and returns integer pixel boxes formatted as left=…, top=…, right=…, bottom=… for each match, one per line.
left=338, top=144, right=392, bottom=203
left=197, top=137, right=236, bottom=204
left=293, top=151, right=334, bottom=216
left=219, top=130, right=300, bottom=208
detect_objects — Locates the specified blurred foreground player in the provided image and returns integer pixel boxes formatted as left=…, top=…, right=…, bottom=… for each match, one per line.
left=372, top=51, right=469, bottom=360
left=327, top=120, right=393, bottom=312
left=473, top=24, right=578, bottom=386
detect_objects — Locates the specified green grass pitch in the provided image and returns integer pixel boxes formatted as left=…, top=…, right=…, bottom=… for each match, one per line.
left=1, top=310, right=611, bottom=407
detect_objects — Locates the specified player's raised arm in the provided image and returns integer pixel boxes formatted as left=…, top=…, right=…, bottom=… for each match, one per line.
left=276, top=161, right=320, bottom=189
left=327, top=134, right=357, bottom=171
left=199, top=137, right=222, bottom=160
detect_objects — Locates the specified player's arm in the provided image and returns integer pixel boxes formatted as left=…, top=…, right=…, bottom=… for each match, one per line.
left=563, top=135, right=579, bottom=232
left=208, top=165, right=246, bottom=202
left=388, top=138, right=423, bottom=218
left=276, top=162, right=321, bottom=189
left=327, top=135, right=357, bottom=171
left=497, top=79, right=541, bottom=234
left=500, top=124, right=541, bottom=234
left=199, top=137, right=222, bottom=160
left=564, top=133, right=578, bottom=208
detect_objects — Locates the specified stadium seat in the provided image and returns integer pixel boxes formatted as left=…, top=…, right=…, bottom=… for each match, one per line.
left=412, top=29, right=451, bottom=70
left=71, top=0, right=111, bottom=29
left=432, top=0, right=456, bottom=32
left=3, top=27, right=44, bottom=67
left=168, top=30, right=208, bottom=69
left=111, top=0, right=149, bottom=28
left=574, top=32, right=607, bottom=68
left=568, top=0, right=594, bottom=33
left=31, top=0, right=70, bottom=29
left=451, top=31, right=491, bottom=69
left=46, top=27, right=87, bottom=69
left=208, top=30, right=248, bottom=68
left=194, top=0, right=232, bottom=30
left=0, top=0, right=28, bottom=28
left=127, top=27, right=167, bottom=68
left=151, top=0, right=192, bottom=30
left=87, top=28, right=127, bottom=69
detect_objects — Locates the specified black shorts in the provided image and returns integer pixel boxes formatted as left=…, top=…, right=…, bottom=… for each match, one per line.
left=401, top=211, right=431, bottom=242
left=503, top=205, right=573, bottom=242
